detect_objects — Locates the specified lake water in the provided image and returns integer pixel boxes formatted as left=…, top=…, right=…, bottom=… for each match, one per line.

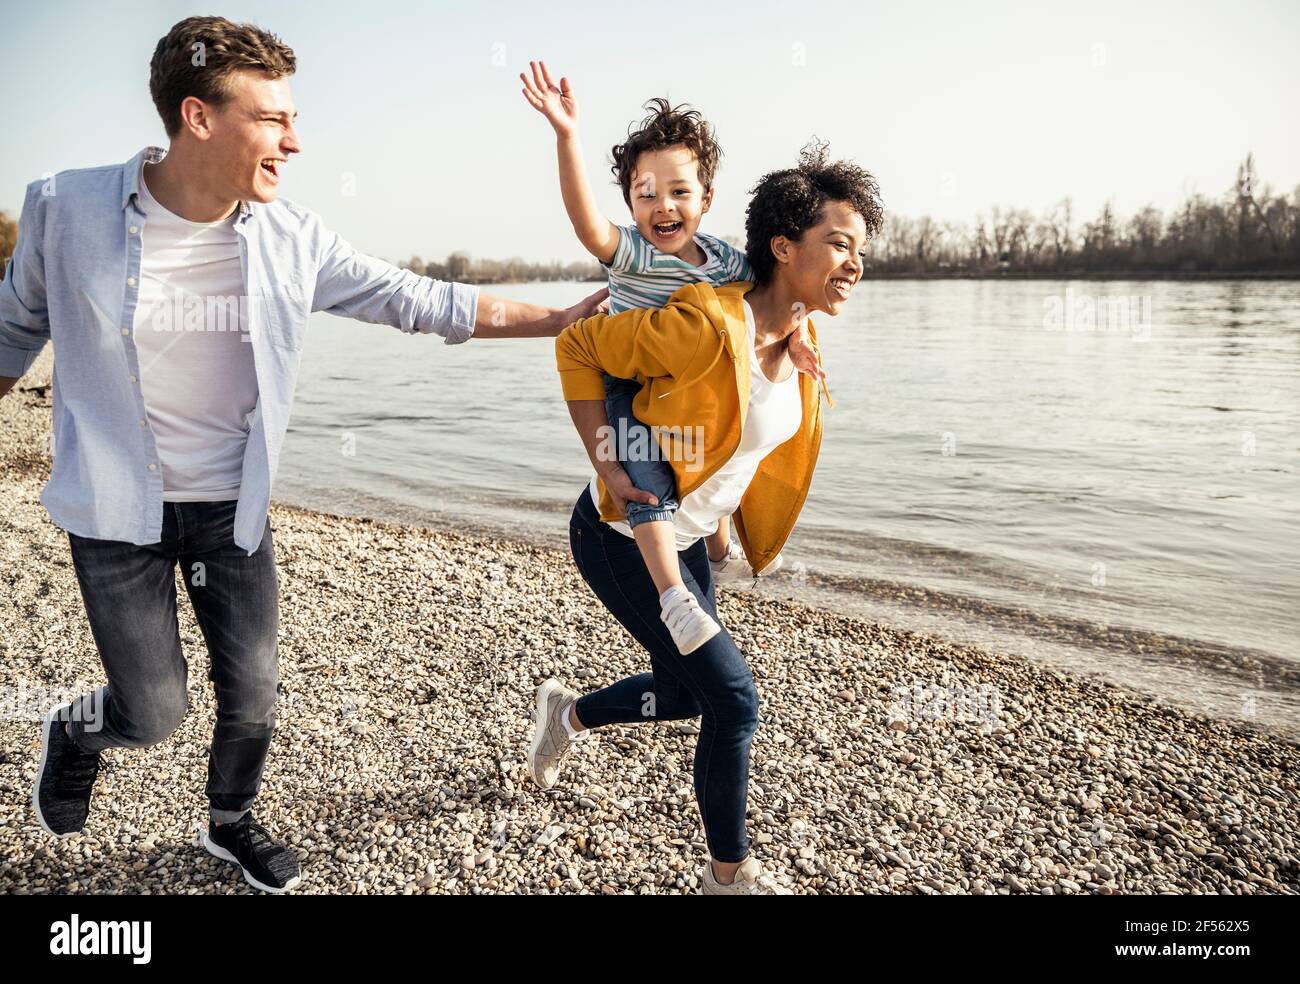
left=274, top=279, right=1300, bottom=740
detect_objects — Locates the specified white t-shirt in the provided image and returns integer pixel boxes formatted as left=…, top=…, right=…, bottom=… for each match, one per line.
left=132, top=160, right=259, bottom=501
left=591, top=299, right=803, bottom=547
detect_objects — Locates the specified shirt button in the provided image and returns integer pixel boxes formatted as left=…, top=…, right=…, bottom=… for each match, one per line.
left=129, top=374, right=137, bottom=382
left=147, top=463, right=157, bottom=471
left=138, top=418, right=147, bottom=426
left=127, top=276, right=137, bottom=287
left=121, top=328, right=129, bottom=336
left=129, top=225, right=139, bottom=235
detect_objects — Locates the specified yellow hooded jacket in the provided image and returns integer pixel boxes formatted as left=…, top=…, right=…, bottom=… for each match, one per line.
left=555, top=279, right=832, bottom=575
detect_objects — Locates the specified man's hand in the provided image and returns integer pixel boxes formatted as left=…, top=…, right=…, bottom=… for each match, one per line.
left=787, top=323, right=826, bottom=382
left=560, top=286, right=610, bottom=327
left=521, top=60, right=578, bottom=137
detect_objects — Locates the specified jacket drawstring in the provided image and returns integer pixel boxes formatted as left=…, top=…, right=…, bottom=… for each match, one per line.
left=809, top=330, right=834, bottom=409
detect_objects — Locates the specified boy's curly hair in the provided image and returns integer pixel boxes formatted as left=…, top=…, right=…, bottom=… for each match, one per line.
left=744, top=138, right=885, bottom=285
left=610, top=98, right=722, bottom=209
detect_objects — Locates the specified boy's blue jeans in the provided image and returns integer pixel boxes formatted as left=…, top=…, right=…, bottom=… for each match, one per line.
left=603, top=373, right=678, bottom=527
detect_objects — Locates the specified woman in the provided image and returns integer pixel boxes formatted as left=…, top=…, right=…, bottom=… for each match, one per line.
left=530, top=142, right=883, bottom=894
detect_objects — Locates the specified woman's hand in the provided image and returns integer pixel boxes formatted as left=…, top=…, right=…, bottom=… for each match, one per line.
left=600, top=464, right=658, bottom=518
left=520, top=60, right=579, bottom=138
left=787, top=323, right=826, bottom=382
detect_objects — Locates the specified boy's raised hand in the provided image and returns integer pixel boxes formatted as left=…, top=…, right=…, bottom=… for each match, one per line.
left=520, top=60, right=578, bottom=136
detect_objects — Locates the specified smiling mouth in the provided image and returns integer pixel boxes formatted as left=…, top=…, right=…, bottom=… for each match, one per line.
left=260, top=159, right=282, bottom=180
left=653, top=221, right=683, bottom=238
left=830, top=277, right=852, bottom=299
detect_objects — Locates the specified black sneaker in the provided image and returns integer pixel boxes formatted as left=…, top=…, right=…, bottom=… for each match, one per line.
left=32, top=703, right=101, bottom=838
left=202, top=813, right=301, bottom=893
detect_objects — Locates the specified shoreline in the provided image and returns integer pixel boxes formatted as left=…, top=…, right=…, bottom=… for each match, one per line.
left=269, top=479, right=1300, bottom=743
left=2, top=351, right=1297, bottom=894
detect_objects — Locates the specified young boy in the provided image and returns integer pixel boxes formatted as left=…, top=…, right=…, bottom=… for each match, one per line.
left=522, top=60, right=822, bottom=654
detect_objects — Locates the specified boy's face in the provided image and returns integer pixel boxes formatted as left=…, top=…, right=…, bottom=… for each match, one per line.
left=628, top=145, right=714, bottom=255
left=776, top=199, right=867, bottom=317
left=191, top=69, right=301, bottom=205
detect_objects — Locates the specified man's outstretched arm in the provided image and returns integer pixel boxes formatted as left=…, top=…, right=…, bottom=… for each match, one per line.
left=472, top=286, right=608, bottom=339
left=310, top=219, right=607, bottom=341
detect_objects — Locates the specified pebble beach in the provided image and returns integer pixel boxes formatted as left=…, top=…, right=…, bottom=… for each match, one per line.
left=2, top=350, right=1297, bottom=895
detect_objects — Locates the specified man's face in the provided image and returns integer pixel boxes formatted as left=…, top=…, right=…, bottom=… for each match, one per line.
left=199, top=70, right=301, bottom=204
left=627, top=145, right=714, bottom=256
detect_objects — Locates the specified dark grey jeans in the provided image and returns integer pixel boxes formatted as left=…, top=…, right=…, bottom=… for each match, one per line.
left=64, top=499, right=280, bottom=824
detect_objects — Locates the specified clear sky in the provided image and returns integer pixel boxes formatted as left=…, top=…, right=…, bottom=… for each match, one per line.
left=2, top=0, right=1296, bottom=264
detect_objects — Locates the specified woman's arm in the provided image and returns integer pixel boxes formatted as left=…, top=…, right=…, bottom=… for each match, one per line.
left=555, top=296, right=712, bottom=400
left=566, top=398, right=658, bottom=516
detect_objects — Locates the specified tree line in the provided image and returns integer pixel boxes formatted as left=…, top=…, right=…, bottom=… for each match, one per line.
left=396, top=252, right=603, bottom=284
left=862, top=154, right=1299, bottom=276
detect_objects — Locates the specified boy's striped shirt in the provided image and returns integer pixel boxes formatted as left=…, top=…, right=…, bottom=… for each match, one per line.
left=604, top=224, right=753, bottom=314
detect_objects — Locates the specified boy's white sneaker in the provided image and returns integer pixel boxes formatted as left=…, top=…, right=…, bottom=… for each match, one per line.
left=660, top=588, right=721, bottom=655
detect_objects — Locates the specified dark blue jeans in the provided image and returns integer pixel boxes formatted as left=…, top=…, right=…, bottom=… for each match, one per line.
left=603, top=373, right=679, bottom=527
left=64, top=500, right=280, bottom=824
left=568, top=489, right=759, bottom=863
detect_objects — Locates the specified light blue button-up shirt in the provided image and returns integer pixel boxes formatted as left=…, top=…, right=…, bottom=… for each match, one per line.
left=0, top=146, right=479, bottom=553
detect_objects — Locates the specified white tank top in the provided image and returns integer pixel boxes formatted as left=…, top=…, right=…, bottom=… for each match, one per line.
left=592, top=299, right=803, bottom=547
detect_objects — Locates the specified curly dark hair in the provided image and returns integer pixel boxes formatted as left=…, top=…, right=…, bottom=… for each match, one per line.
left=744, top=138, right=884, bottom=285
left=610, top=98, right=722, bottom=210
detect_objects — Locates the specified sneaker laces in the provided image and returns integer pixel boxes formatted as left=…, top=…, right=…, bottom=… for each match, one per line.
left=230, top=816, right=298, bottom=880
left=51, top=731, right=99, bottom=796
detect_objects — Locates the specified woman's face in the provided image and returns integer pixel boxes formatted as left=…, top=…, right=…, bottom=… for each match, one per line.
left=771, top=200, right=868, bottom=317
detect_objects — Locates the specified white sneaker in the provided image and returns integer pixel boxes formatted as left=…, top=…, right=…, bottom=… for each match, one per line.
left=660, top=588, right=721, bottom=655
left=710, top=542, right=784, bottom=584
left=700, top=855, right=793, bottom=895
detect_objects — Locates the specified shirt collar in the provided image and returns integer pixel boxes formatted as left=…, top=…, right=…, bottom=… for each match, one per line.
left=121, top=145, right=253, bottom=221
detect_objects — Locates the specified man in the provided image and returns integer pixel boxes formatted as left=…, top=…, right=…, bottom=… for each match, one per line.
left=0, top=15, right=606, bottom=894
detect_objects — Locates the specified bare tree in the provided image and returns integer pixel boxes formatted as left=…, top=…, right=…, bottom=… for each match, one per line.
left=0, top=210, right=16, bottom=268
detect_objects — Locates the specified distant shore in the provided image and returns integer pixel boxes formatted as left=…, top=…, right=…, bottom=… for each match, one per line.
left=855, top=270, right=1300, bottom=281
left=440, top=270, right=1300, bottom=286
left=2, top=349, right=1296, bottom=894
